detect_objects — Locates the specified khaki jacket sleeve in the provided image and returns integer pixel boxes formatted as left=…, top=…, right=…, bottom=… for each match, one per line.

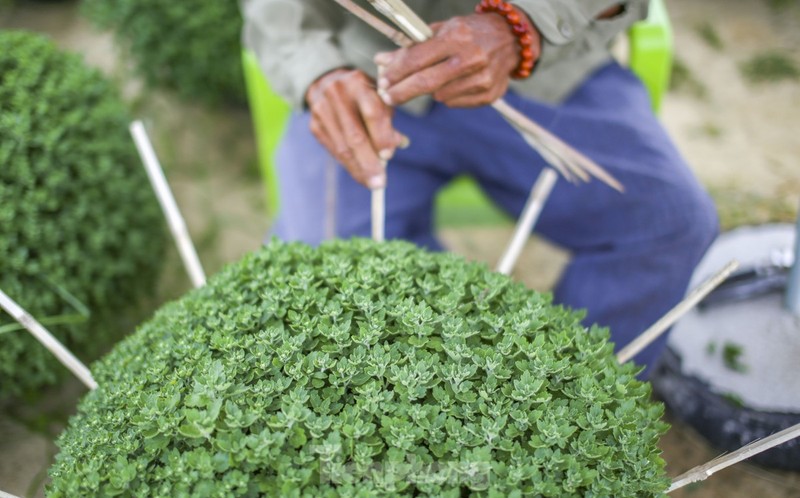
left=241, top=0, right=349, bottom=108
left=511, top=0, right=649, bottom=65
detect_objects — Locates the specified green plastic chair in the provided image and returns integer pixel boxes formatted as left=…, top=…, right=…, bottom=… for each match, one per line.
left=242, top=0, right=673, bottom=226
left=629, top=0, right=673, bottom=114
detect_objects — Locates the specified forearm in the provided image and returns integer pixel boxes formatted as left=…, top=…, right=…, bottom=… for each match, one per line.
left=240, top=0, right=349, bottom=109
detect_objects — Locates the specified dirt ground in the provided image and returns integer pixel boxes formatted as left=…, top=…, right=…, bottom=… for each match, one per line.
left=1, top=0, right=799, bottom=496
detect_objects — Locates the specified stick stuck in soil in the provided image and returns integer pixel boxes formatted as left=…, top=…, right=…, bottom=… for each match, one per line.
left=496, top=168, right=558, bottom=275
left=130, top=121, right=207, bottom=289
left=0, top=288, right=97, bottom=390
left=371, top=189, right=385, bottom=243
left=324, top=158, right=338, bottom=241
left=616, top=260, right=740, bottom=364
left=371, top=185, right=386, bottom=243
left=668, top=422, right=800, bottom=492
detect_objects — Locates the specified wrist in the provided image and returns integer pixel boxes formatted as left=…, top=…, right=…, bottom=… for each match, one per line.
left=475, top=0, right=540, bottom=79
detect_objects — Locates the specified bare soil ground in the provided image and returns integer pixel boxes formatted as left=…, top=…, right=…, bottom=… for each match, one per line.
left=1, top=0, right=799, bottom=496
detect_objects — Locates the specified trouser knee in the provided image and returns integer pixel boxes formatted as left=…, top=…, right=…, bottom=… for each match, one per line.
left=679, top=188, right=719, bottom=266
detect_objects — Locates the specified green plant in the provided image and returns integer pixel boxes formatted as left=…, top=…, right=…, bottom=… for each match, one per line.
left=709, top=185, right=798, bottom=230
left=49, top=239, right=669, bottom=497
left=669, top=57, right=708, bottom=99
left=0, top=30, right=166, bottom=397
left=767, top=0, right=794, bottom=11
left=695, top=21, right=724, bottom=51
left=740, top=51, right=800, bottom=84
left=80, top=0, right=245, bottom=105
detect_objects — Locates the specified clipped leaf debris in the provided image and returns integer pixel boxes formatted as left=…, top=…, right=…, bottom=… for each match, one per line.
left=50, top=239, right=669, bottom=497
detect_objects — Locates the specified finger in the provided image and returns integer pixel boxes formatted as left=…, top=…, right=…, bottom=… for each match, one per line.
left=382, top=56, right=481, bottom=106
left=306, top=68, right=352, bottom=108
left=433, top=71, right=508, bottom=105
left=329, top=94, right=386, bottom=189
left=395, top=131, right=411, bottom=149
left=355, top=90, right=397, bottom=161
left=311, top=99, right=363, bottom=182
left=309, top=118, right=336, bottom=160
left=440, top=89, right=502, bottom=109
left=374, top=37, right=452, bottom=93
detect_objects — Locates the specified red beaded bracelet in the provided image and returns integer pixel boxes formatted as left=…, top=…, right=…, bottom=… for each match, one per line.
left=475, top=0, right=537, bottom=79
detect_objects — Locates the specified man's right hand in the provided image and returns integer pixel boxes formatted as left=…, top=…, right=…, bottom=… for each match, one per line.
left=305, top=69, right=405, bottom=190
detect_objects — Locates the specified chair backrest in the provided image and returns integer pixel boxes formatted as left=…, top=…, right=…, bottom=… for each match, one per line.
left=242, top=0, right=674, bottom=222
left=628, top=0, right=673, bottom=113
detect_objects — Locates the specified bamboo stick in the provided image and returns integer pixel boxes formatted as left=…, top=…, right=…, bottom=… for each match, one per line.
left=668, top=422, right=800, bottom=492
left=491, top=100, right=623, bottom=192
left=333, top=0, right=413, bottom=48
left=496, top=168, right=558, bottom=275
left=616, top=260, right=740, bottom=364
left=372, top=0, right=432, bottom=40
left=129, top=121, right=207, bottom=289
left=324, top=158, right=338, bottom=241
left=371, top=187, right=386, bottom=242
left=0, top=288, right=97, bottom=390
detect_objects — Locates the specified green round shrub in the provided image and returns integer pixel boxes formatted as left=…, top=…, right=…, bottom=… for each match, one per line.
left=50, top=239, right=669, bottom=497
left=81, top=0, right=245, bottom=105
left=0, top=30, right=166, bottom=396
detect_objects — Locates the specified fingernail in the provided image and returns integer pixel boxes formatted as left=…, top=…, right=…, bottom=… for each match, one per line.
left=379, top=148, right=394, bottom=161
left=378, top=89, right=393, bottom=106
left=374, top=52, right=391, bottom=65
left=368, top=174, right=386, bottom=190
left=397, top=133, right=411, bottom=149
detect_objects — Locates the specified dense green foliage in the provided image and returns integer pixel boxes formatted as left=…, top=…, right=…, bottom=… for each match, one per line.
left=50, top=239, right=669, bottom=497
left=0, top=30, right=165, bottom=396
left=81, top=0, right=245, bottom=105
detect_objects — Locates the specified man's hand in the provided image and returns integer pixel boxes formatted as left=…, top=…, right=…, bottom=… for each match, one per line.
left=374, top=12, right=541, bottom=108
left=305, top=69, right=405, bottom=189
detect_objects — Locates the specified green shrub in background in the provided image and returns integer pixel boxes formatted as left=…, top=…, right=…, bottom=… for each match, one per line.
left=49, top=239, right=669, bottom=497
left=81, top=0, right=245, bottom=106
left=0, top=30, right=166, bottom=397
